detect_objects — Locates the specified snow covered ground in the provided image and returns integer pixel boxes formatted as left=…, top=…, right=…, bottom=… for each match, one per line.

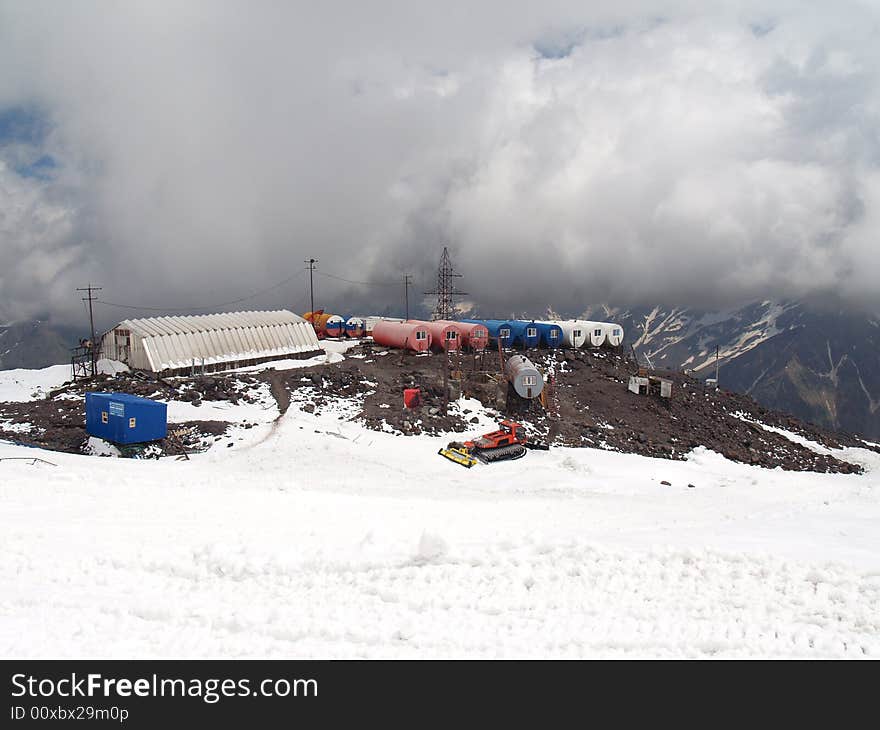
left=0, top=364, right=71, bottom=402
left=2, top=359, right=880, bottom=658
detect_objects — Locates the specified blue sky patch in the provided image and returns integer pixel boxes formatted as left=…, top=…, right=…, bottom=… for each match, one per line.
left=0, top=106, right=50, bottom=146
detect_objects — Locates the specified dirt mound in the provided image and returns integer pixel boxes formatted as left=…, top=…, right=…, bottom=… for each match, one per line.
left=258, top=344, right=870, bottom=473
left=2, top=345, right=875, bottom=472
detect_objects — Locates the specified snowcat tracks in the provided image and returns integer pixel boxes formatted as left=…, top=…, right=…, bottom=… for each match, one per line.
left=475, top=444, right=527, bottom=464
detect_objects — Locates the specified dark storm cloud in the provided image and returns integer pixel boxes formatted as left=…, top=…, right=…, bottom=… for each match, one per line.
left=1, top=0, right=880, bottom=328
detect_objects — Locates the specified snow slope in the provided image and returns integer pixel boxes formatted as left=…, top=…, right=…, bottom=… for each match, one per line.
left=2, top=360, right=880, bottom=658
left=0, top=364, right=70, bottom=402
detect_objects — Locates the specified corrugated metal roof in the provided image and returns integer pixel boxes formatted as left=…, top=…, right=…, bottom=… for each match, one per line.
left=118, top=310, right=308, bottom=338
left=104, top=310, right=320, bottom=372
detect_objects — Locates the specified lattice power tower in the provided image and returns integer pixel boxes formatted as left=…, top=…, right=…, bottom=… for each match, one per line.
left=425, top=247, right=468, bottom=321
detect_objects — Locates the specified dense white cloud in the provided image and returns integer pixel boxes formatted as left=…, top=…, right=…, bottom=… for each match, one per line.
left=1, top=1, right=879, bottom=326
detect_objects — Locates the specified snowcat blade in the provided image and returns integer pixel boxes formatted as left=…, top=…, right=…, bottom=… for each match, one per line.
left=438, top=447, right=478, bottom=468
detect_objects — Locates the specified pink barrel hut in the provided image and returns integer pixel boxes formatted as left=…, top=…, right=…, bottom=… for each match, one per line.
left=414, top=320, right=462, bottom=352
left=437, top=320, right=489, bottom=351
left=371, top=320, right=432, bottom=352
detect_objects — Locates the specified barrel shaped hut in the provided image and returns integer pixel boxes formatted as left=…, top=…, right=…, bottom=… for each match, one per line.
left=577, top=320, right=608, bottom=347
left=544, top=320, right=587, bottom=348
left=508, top=321, right=540, bottom=349
left=505, top=355, right=544, bottom=399
left=345, top=316, right=365, bottom=338
left=99, top=310, right=321, bottom=374
left=415, top=320, right=461, bottom=352
left=324, top=315, right=346, bottom=338
left=534, top=322, right=563, bottom=349
left=371, top=320, right=432, bottom=352
left=437, top=320, right=488, bottom=351
left=462, top=319, right=514, bottom=348
left=603, top=323, right=625, bottom=347
left=364, top=316, right=404, bottom=335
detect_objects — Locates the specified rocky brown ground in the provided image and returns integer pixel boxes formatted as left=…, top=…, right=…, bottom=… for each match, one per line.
left=1, top=342, right=876, bottom=471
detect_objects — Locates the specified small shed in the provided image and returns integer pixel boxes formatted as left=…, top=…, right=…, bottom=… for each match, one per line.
left=86, top=392, right=167, bottom=445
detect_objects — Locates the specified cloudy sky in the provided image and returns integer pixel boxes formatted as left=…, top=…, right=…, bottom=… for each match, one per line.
left=1, top=0, right=879, bottom=327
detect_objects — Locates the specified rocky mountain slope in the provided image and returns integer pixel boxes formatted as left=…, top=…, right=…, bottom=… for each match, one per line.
left=0, top=320, right=79, bottom=370
left=581, top=301, right=880, bottom=440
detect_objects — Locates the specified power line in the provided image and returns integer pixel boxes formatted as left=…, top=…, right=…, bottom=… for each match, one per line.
left=314, top=270, right=401, bottom=288
left=95, top=268, right=308, bottom=313
left=89, top=263, right=412, bottom=318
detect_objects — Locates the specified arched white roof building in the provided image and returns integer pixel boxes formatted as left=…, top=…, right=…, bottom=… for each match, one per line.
left=100, top=310, right=321, bottom=374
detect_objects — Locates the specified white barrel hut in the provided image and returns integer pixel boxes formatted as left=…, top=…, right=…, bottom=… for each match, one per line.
left=575, top=320, right=608, bottom=347
left=540, top=320, right=587, bottom=348
left=602, top=322, right=624, bottom=347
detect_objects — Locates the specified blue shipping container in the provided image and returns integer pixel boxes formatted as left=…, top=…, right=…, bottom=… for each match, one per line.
left=86, top=392, right=168, bottom=445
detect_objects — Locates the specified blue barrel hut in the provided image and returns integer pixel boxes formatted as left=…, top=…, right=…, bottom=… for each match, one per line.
left=508, top=320, right=540, bottom=349
left=461, top=319, right=514, bottom=348
left=534, top=322, right=563, bottom=349
left=86, top=392, right=168, bottom=445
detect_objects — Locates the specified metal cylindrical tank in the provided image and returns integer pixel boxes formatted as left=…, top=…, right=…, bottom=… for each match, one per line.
left=345, top=316, right=365, bottom=338
left=312, top=312, right=332, bottom=336
left=543, top=320, right=587, bottom=348
left=534, top=322, right=563, bottom=349
left=461, top=319, right=514, bottom=348
left=508, top=321, right=540, bottom=349
left=324, top=315, right=345, bottom=338
left=413, top=320, right=461, bottom=351
left=576, top=320, right=607, bottom=347
left=602, top=322, right=624, bottom=347
left=505, top=354, right=544, bottom=399
left=371, top=320, right=432, bottom=352
left=437, top=320, right=489, bottom=351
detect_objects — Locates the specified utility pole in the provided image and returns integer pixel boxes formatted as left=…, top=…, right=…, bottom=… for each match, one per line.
left=714, top=345, right=720, bottom=388
left=404, top=274, right=412, bottom=321
left=76, top=284, right=102, bottom=377
left=304, top=258, right=317, bottom=315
